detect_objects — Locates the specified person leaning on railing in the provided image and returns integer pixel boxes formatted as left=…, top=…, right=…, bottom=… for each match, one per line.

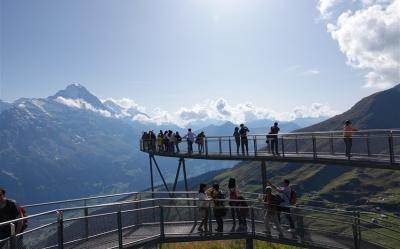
left=0, top=187, right=22, bottom=244
left=343, top=120, right=358, bottom=158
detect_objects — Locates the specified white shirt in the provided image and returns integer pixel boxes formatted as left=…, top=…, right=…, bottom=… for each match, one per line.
left=197, top=192, right=209, bottom=208
left=185, top=132, right=196, bottom=142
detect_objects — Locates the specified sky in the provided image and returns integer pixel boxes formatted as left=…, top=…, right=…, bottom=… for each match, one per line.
left=1, top=0, right=399, bottom=122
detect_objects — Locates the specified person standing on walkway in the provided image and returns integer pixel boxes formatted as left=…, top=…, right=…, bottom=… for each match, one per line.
left=228, top=178, right=239, bottom=231
left=196, top=131, right=206, bottom=154
left=175, top=131, right=182, bottom=153
left=239, top=124, right=250, bottom=155
left=270, top=122, right=280, bottom=156
left=0, top=187, right=22, bottom=244
left=184, top=128, right=196, bottom=154
left=263, top=186, right=284, bottom=237
left=268, top=179, right=295, bottom=232
left=233, top=127, right=241, bottom=154
left=168, top=130, right=176, bottom=153
left=343, top=120, right=358, bottom=158
left=197, top=183, right=209, bottom=233
left=207, top=184, right=225, bottom=233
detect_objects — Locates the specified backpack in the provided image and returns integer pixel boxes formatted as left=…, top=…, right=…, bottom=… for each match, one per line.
left=17, top=205, right=28, bottom=232
left=229, top=189, right=238, bottom=200
left=290, top=189, right=297, bottom=205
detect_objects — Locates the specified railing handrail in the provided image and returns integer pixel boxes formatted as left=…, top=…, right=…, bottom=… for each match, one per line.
left=140, top=128, right=400, bottom=140
left=3, top=193, right=399, bottom=249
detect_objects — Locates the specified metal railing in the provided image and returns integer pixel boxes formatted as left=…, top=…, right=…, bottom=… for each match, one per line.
left=1, top=193, right=399, bottom=249
left=140, top=129, right=400, bottom=167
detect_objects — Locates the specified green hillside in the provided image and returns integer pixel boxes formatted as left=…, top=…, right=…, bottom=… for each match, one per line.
left=186, top=84, right=400, bottom=213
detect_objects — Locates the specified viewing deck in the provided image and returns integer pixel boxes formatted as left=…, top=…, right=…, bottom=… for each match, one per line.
left=140, top=129, right=400, bottom=170
left=1, top=192, right=399, bottom=249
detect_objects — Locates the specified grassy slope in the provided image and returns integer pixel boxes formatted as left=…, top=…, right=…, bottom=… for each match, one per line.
left=162, top=240, right=303, bottom=249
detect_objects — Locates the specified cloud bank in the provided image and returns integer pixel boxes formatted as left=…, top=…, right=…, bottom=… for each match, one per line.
left=105, top=98, right=337, bottom=127
left=318, top=0, right=400, bottom=89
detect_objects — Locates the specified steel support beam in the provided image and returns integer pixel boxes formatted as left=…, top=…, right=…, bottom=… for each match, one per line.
left=261, top=160, right=267, bottom=194
left=246, top=238, right=254, bottom=249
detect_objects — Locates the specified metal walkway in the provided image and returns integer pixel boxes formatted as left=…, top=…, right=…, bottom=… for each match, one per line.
left=1, top=192, right=399, bottom=249
left=140, top=129, right=400, bottom=170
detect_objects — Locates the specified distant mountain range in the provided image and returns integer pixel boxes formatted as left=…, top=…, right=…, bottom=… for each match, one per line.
left=181, top=84, right=400, bottom=212
left=1, top=84, right=324, bottom=204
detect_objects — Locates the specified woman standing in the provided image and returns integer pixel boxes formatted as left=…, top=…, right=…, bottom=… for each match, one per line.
left=197, top=183, right=209, bottom=233
left=228, top=178, right=239, bottom=231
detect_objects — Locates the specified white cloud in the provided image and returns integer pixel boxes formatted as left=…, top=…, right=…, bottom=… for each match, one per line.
left=324, top=0, right=400, bottom=89
left=317, top=0, right=341, bottom=19
left=302, top=69, right=321, bottom=76
left=131, top=98, right=337, bottom=127
left=55, top=96, right=112, bottom=117
left=287, top=65, right=321, bottom=76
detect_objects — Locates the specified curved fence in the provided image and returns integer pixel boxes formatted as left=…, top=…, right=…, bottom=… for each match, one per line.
left=140, top=129, right=400, bottom=168
left=1, top=191, right=399, bottom=249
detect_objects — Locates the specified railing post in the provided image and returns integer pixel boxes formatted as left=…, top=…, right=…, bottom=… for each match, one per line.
left=312, top=135, right=317, bottom=159
left=295, top=135, right=298, bottom=154
left=357, top=211, right=362, bottom=247
left=296, top=211, right=304, bottom=243
left=135, top=195, right=140, bottom=225
left=330, top=133, right=334, bottom=155
left=254, top=136, right=258, bottom=156
left=352, top=212, right=360, bottom=249
left=251, top=207, right=255, bottom=236
left=281, top=136, right=285, bottom=157
left=83, top=200, right=89, bottom=240
left=205, top=138, right=208, bottom=157
left=229, top=137, right=232, bottom=156
left=57, top=210, right=64, bottom=249
left=389, top=131, right=395, bottom=164
left=245, top=238, right=254, bottom=249
left=9, top=223, right=16, bottom=249
left=117, top=209, right=123, bottom=249
left=366, top=134, right=371, bottom=157
left=160, top=206, right=165, bottom=239
left=352, top=224, right=359, bottom=249
left=194, top=199, right=198, bottom=226
left=208, top=203, right=213, bottom=234
left=219, top=137, right=222, bottom=154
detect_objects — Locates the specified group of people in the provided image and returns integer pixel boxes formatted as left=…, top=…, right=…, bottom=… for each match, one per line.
left=141, top=128, right=206, bottom=154
left=141, top=122, right=282, bottom=156
left=197, top=178, right=248, bottom=234
left=196, top=178, right=296, bottom=236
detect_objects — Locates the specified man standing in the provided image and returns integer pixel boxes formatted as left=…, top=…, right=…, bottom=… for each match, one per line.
left=207, top=184, right=225, bottom=233
left=239, top=124, right=250, bottom=155
left=270, top=122, right=280, bottom=156
left=0, top=187, right=21, bottom=243
left=184, top=128, right=196, bottom=154
left=343, top=120, right=358, bottom=158
left=267, top=179, right=295, bottom=232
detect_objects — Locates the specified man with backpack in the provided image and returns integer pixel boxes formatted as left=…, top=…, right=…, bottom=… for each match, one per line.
left=239, top=124, right=250, bottom=155
left=270, top=122, right=280, bottom=156
left=0, top=187, right=23, bottom=244
left=207, top=183, right=226, bottom=233
left=267, top=179, right=296, bottom=232
left=264, top=186, right=284, bottom=237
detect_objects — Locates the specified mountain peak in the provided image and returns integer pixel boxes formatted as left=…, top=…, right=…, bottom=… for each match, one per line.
left=50, top=84, right=105, bottom=109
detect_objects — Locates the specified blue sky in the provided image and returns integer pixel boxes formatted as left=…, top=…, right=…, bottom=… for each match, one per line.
left=1, top=0, right=399, bottom=119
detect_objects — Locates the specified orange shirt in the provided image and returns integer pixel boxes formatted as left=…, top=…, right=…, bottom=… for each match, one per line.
left=343, top=125, right=355, bottom=137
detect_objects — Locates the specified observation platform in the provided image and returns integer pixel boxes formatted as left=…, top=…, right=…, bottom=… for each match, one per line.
left=141, top=129, right=400, bottom=170
left=1, top=192, right=399, bottom=249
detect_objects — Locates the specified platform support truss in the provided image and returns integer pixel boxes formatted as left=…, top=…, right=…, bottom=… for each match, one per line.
left=148, top=155, right=189, bottom=198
